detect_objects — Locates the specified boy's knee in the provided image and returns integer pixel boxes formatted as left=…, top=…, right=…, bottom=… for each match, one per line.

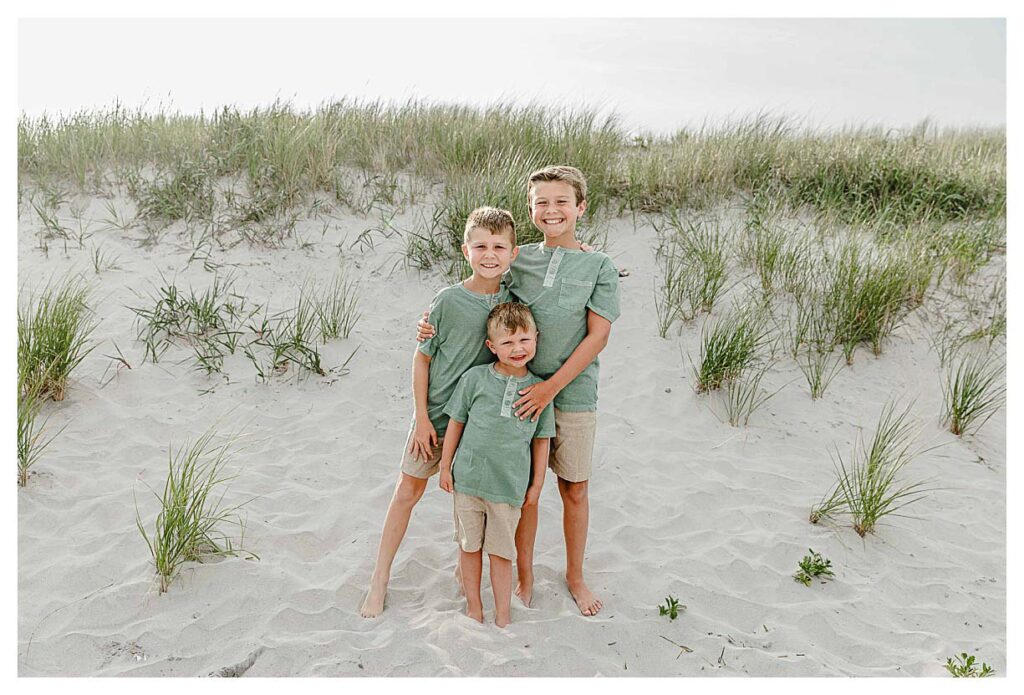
left=395, top=475, right=427, bottom=505
left=558, top=479, right=589, bottom=505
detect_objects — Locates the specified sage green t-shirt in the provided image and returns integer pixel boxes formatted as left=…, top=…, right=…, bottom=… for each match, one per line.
left=416, top=283, right=510, bottom=436
left=505, top=242, right=621, bottom=411
left=444, top=363, right=556, bottom=506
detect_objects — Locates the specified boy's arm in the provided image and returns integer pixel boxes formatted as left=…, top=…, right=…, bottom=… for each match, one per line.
left=408, top=351, right=436, bottom=461
left=513, top=309, right=612, bottom=420
left=524, top=438, right=549, bottom=507
left=438, top=419, right=465, bottom=493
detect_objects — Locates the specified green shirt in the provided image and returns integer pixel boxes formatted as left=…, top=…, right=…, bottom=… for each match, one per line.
left=444, top=364, right=556, bottom=506
left=506, top=242, right=621, bottom=411
left=416, top=283, right=511, bottom=436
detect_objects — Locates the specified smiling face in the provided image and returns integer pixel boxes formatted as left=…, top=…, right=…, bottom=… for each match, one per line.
left=486, top=325, right=538, bottom=371
left=461, top=225, right=518, bottom=280
left=529, top=180, right=587, bottom=242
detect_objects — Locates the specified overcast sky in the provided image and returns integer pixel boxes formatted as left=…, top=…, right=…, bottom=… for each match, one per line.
left=18, top=18, right=1005, bottom=133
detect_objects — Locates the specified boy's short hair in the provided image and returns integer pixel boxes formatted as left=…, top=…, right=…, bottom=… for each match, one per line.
left=464, top=207, right=516, bottom=245
left=486, top=302, right=537, bottom=340
left=527, top=165, right=588, bottom=206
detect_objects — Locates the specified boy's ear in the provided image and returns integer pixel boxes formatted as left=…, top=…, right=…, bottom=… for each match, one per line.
left=485, top=339, right=496, bottom=355
left=577, top=198, right=588, bottom=216
left=461, top=243, right=470, bottom=260
left=510, top=245, right=520, bottom=261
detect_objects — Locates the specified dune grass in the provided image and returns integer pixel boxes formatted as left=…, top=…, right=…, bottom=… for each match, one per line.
left=135, top=428, right=256, bottom=594
left=130, top=275, right=236, bottom=363
left=719, top=358, right=781, bottom=427
left=313, top=271, right=361, bottom=342
left=19, top=103, right=1003, bottom=275
left=694, top=299, right=770, bottom=392
left=653, top=211, right=729, bottom=337
left=827, top=400, right=932, bottom=537
left=18, top=277, right=98, bottom=402
left=17, top=364, right=66, bottom=487
left=942, top=351, right=1005, bottom=437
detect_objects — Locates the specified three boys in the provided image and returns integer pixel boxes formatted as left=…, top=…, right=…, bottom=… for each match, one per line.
left=362, top=165, right=620, bottom=624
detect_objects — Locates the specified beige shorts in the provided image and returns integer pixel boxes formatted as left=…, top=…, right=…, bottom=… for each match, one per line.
left=549, top=408, right=597, bottom=483
left=452, top=492, right=521, bottom=561
left=399, top=427, right=445, bottom=479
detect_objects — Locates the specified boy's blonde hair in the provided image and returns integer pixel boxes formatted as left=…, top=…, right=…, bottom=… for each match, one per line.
left=464, top=206, right=516, bottom=245
left=486, top=302, right=537, bottom=341
left=527, top=165, right=588, bottom=206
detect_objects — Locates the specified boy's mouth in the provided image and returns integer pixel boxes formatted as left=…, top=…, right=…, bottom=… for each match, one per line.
left=542, top=218, right=565, bottom=225
left=480, top=262, right=500, bottom=269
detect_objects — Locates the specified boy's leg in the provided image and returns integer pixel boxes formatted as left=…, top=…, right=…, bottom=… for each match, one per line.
left=514, top=505, right=539, bottom=606
left=360, top=471, right=430, bottom=618
left=482, top=500, right=520, bottom=627
left=549, top=409, right=601, bottom=616
left=453, top=492, right=486, bottom=622
left=361, top=430, right=443, bottom=617
left=460, top=549, right=484, bottom=623
left=557, top=477, right=601, bottom=616
left=489, top=554, right=513, bottom=628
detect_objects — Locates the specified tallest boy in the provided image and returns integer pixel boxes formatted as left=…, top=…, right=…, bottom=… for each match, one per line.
left=421, top=166, right=620, bottom=616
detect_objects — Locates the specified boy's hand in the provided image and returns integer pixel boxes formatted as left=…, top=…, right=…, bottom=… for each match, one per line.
left=439, top=468, right=454, bottom=493
left=514, top=379, right=557, bottom=422
left=409, top=418, right=437, bottom=462
left=523, top=484, right=542, bottom=508
left=416, top=311, right=435, bottom=343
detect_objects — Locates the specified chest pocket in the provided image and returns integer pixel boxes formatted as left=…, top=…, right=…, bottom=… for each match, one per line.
left=558, top=278, right=593, bottom=311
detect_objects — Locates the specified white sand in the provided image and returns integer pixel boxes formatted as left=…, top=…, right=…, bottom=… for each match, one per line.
left=18, top=191, right=1005, bottom=676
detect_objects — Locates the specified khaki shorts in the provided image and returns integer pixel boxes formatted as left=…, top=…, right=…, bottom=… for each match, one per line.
left=399, top=427, right=445, bottom=479
left=452, top=492, right=521, bottom=561
left=549, top=408, right=597, bottom=483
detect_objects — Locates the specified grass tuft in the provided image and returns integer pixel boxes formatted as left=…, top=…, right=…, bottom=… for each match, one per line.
left=18, top=277, right=98, bottom=402
left=942, top=351, right=1005, bottom=437
left=134, top=428, right=257, bottom=594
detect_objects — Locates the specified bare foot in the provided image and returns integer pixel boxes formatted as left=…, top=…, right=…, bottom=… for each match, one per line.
left=514, top=574, right=533, bottom=607
left=495, top=613, right=510, bottom=628
left=567, top=578, right=602, bottom=616
left=360, top=582, right=387, bottom=618
left=466, top=607, right=484, bottom=623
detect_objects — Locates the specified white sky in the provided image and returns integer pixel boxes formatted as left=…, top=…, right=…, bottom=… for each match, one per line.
left=18, top=17, right=1005, bottom=133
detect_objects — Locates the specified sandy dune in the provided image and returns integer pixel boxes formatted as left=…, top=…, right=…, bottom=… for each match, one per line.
left=18, top=193, right=1005, bottom=676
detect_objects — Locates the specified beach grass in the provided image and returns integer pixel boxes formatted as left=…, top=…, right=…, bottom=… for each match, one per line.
left=130, top=275, right=234, bottom=362
left=942, top=351, right=1006, bottom=437
left=313, top=271, right=361, bottom=342
left=17, top=365, right=66, bottom=487
left=19, top=105, right=1003, bottom=274
left=831, top=400, right=931, bottom=537
left=18, top=277, right=98, bottom=402
left=135, top=428, right=255, bottom=594
left=720, top=359, right=780, bottom=427
left=653, top=211, right=728, bottom=337
left=694, top=300, right=769, bottom=392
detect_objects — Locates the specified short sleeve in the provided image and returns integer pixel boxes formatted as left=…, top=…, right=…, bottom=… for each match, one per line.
left=416, top=290, right=447, bottom=358
left=586, top=255, right=621, bottom=323
left=533, top=402, right=556, bottom=439
left=443, top=370, right=474, bottom=423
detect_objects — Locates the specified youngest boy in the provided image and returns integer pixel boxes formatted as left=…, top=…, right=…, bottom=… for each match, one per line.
left=438, top=302, right=554, bottom=627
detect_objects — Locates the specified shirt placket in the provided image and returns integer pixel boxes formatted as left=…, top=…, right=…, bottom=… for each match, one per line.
left=500, top=375, right=518, bottom=418
left=542, top=247, right=565, bottom=288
